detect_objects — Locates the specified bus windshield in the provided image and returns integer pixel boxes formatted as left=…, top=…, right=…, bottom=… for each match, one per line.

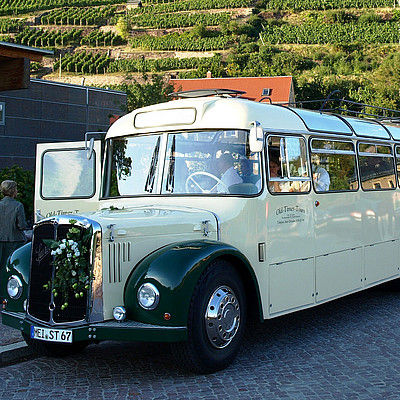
left=104, top=130, right=262, bottom=197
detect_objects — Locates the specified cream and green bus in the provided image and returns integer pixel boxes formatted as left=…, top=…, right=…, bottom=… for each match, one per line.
left=3, top=89, right=400, bottom=373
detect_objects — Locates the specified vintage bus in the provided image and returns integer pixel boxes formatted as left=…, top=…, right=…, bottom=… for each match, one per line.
left=3, top=89, right=400, bottom=373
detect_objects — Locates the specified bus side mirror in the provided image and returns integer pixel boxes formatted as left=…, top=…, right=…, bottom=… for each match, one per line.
left=249, top=121, right=264, bottom=153
left=86, top=137, right=95, bottom=160
left=85, top=132, right=105, bottom=160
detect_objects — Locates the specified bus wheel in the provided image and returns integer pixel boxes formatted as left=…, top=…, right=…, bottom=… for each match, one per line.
left=22, top=333, right=89, bottom=357
left=173, top=259, right=246, bottom=374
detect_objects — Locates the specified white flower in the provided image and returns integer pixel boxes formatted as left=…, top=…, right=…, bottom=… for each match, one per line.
left=71, top=270, right=77, bottom=276
left=74, top=250, right=80, bottom=257
left=67, top=253, right=72, bottom=258
left=62, top=239, right=66, bottom=243
left=51, top=250, right=57, bottom=256
left=56, top=248, right=62, bottom=255
left=59, top=243, right=66, bottom=250
left=68, top=240, right=74, bottom=246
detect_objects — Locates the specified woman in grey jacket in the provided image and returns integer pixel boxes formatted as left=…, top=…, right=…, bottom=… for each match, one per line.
left=0, top=180, right=27, bottom=299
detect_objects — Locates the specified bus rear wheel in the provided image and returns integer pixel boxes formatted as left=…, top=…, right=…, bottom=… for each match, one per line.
left=173, top=259, right=247, bottom=374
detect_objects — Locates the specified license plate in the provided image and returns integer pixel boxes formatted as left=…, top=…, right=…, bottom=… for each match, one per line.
left=30, top=326, right=73, bottom=343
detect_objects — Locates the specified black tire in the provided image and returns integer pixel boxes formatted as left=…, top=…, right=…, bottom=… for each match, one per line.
left=172, top=259, right=247, bottom=374
left=22, top=333, right=89, bottom=357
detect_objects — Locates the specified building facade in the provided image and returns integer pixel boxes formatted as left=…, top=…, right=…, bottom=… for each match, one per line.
left=0, top=79, right=126, bottom=170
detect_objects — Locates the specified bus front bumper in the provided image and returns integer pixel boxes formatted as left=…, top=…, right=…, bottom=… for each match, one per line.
left=2, top=311, right=188, bottom=343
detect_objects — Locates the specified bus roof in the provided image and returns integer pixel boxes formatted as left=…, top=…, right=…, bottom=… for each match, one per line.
left=106, top=96, right=400, bottom=141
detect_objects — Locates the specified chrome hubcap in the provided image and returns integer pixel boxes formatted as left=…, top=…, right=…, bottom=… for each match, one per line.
left=205, top=285, right=240, bottom=349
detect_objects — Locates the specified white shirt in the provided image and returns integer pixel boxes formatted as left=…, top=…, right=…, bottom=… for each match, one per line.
left=313, top=167, right=330, bottom=192
left=217, top=166, right=243, bottom=193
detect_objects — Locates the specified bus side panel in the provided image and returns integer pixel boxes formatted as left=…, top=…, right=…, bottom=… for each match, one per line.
left=315, top=247, right=363, bottom=303
left=268, top=258, right=314, bottom=316
left=364, top=239, right=400, bottom=286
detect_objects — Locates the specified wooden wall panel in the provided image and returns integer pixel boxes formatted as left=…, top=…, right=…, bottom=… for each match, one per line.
left=0, top=58, right=30, bottom=91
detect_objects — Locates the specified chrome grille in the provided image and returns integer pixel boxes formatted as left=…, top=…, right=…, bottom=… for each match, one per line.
left=108, top=242, right=131, bottom=283
left=28, top=219, right=91, bottom=325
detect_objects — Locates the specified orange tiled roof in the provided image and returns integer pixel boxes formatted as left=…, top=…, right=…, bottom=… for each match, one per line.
left=170, top=76, right=294, bottom=103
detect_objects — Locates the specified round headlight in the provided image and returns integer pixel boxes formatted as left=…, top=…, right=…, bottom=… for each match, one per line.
left=113, top=306, right=126, bottom=322
left=137, top=283, right=160, bottom=310
left=7, top=275, right=23, bottom=299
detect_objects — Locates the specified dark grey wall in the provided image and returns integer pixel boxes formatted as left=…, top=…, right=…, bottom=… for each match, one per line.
left=0, top=79, right=126, bottom=170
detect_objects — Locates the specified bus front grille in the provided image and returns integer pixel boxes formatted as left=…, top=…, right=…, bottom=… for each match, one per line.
left=28, top=221, right=90, bottom=325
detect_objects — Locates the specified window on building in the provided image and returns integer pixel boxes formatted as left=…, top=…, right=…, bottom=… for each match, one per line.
left=310, top=139, right=358, bottom=192
left=358, top=143, right=395, bottom=191
left=0, top=102, right=4, bottom=125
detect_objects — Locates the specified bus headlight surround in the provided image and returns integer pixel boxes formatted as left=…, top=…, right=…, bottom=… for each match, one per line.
left=7, top=275, right=23, bottom=299
left=137, top=283, right=160, bottom=310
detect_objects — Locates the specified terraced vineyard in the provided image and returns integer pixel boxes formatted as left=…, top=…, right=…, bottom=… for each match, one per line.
left=1, top=0, right=400, bottom=110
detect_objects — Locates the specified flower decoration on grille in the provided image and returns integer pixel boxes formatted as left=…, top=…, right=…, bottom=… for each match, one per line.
left=43, top=219, right=94, bottom=310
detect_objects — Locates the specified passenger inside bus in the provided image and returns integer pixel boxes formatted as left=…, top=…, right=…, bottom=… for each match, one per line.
left=215, top=153, right=243, bottom=193
left=239, top=158, right=259, bottom=185
left=311, top=155, right=330, bottom=192
left=268, top=156, right=291, bottom=193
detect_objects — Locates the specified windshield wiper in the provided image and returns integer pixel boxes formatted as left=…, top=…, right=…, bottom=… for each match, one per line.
left=144, top=136, right=161, bottom=193
left=166, top=135, right=176, bottom=192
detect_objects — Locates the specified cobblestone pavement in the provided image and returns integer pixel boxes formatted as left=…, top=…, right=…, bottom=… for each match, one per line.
left=1, top=286, right=400, bottom=399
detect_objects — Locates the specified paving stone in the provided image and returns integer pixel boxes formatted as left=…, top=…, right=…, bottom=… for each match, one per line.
left=1, top=286, right=400, bottom=399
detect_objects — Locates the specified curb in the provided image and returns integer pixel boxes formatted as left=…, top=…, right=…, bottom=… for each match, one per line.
left=0, top=341, right=36, bottom=366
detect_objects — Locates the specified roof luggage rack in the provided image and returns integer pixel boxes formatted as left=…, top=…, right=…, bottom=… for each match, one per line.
left=169, top=89, right=246, bottom=99
left=287, top=90, right=400, bottom=124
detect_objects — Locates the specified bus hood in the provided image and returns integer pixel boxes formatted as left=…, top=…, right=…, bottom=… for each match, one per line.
left=87, top=205, right=218, bottom=241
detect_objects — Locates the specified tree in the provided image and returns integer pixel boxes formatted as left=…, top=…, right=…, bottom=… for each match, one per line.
left=115, top=16, right=130, bottom=41
left=111, top=74, right=174, bottom=113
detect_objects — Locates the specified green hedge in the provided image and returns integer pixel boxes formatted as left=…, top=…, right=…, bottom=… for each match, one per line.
left=260, top=22, right=400, bottom=44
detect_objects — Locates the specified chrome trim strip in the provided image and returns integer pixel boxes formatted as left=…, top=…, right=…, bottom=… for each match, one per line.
left=89, top=225, right=104, bottom=323
left=210, top=211, right=221, bottom=241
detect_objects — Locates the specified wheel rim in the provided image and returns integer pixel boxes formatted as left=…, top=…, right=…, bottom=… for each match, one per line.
left=205, top=285, right=240, bottom=349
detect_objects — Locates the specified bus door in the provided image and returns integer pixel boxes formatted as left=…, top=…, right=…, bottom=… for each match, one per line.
left=310, top=138, right=363, bottom=303
left=265, top=134, right=315, bottom=317
left=34, top=135, right=103, bottom=222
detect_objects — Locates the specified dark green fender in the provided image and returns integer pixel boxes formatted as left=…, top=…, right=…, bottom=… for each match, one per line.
left=124, top=240, right=262, bottom=327
left=1, top=242, right=31, bottom=312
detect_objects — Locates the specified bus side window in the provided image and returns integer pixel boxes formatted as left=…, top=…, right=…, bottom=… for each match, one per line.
left=310, top=139, right=358, bottom=192
left=267, top=135, right=311, bottom=194
left=358, top=143, right=395, bottom=191
left=394, top=145, right=400, bottom=188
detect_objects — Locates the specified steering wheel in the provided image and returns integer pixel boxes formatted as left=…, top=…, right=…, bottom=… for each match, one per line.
left=185, top=172, right=229, bottom=193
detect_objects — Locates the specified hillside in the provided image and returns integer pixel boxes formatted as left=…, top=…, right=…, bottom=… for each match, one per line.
left=1, top=0, right=400, bottom=110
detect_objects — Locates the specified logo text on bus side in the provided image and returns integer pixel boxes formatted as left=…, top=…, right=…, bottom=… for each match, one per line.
left=276, top=205, right=306, bottom=215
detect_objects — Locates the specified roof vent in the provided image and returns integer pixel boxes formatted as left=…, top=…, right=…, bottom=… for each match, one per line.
left=262, top=88, right=272, bottom=96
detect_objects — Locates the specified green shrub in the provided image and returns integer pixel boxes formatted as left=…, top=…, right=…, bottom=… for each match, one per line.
left=0, top=165, right=34, bottom=225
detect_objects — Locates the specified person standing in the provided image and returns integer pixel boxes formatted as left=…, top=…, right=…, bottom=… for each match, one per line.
left=0, top=180, right=27, bottom=298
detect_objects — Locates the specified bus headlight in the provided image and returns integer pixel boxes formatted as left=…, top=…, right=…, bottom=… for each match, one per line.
left=113, top=306, right=126, bottom=322
left=137, top=283, right=160, bottom=310
left=7, top=275, right=23, bottom=299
